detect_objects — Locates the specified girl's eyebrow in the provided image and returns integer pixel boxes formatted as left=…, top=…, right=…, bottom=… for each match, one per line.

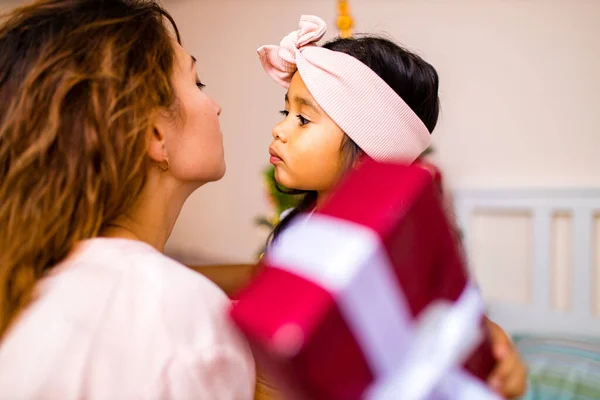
left=285, top=92, right=322, bottom=115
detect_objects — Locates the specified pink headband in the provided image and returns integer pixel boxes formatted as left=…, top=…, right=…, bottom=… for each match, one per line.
left=258, top=15, right=432, bottom=163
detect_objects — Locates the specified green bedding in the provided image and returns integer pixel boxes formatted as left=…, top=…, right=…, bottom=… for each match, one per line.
left=513, top=334, right=600, bottom=400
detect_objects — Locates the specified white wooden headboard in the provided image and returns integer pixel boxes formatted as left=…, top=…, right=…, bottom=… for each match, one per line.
left=454, top=189, right=600, bottom=337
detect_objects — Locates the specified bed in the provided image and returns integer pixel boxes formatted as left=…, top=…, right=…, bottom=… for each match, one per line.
left=454, top=188, right=600, bottom=399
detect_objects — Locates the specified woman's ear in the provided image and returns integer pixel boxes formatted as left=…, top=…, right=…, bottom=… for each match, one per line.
left=147, top=126, right=167, bottom=163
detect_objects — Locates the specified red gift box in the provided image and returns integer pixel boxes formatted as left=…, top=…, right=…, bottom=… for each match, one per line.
left=231, top=159, right=498, bottom=400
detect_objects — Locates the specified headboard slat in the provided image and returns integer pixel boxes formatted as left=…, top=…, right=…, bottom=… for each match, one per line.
left=454, top=188, right=600, bottom=335
left=572, top=208, right=595, bottom=318
left=532, top=208, right=552, bottom=311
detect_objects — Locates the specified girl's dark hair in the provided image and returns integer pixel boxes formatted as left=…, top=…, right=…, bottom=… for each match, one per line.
left=269, top=35, right=441, bottom=244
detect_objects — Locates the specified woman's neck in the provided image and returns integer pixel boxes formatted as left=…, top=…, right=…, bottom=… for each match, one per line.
left=101, top=174, right=194, bottom=252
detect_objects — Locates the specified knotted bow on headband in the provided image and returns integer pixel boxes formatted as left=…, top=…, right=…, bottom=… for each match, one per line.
left=258, top=15, right=432, bottom=163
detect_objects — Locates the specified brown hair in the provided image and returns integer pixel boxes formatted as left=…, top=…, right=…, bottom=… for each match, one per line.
left=0, top=0, right=181, bottom=336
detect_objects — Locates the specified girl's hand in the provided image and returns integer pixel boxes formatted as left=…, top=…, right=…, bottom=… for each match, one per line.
left=486, top=318, right=528, bottom=398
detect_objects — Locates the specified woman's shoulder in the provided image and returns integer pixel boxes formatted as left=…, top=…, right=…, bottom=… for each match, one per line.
left=79, top=238, right=221, bottom=286
left=0, top=238, right=255, bottom=398
left=98, top=238, right=228, bottom=302
left=64, top=238, right=233, bottom=335
left=68, top=237, right=249, bottom=365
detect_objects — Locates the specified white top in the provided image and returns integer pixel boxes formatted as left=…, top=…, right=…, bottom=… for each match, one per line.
left=0, top=238, right=255, bottom=400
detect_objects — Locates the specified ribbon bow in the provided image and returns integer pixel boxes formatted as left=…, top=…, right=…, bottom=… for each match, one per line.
left=257, top=15, right=327, bottom=88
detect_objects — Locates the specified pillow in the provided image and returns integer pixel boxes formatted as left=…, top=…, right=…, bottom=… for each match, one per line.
left=512, top=334, right=600, bottom=400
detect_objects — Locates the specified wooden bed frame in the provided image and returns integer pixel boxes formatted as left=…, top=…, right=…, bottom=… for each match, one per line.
left=188, top=263, right=259, bottom=297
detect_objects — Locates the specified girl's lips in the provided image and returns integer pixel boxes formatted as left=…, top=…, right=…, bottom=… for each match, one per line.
left=269, top=147, right=283, bottom=164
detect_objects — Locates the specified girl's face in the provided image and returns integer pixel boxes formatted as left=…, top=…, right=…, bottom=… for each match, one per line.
left=269, top=72, right=346, bottom=194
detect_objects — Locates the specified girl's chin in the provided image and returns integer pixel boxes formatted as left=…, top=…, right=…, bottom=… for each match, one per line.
left=273, top=167, right=316, bottom=192
left=273, top=168, right=290, bottom=186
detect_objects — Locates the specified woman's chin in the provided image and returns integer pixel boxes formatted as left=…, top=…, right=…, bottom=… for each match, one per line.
left=188, top=161, right=226, bottom=187
left=214, top=161, right=226, bottom=181
left=204, top=159, right=226, bottom=183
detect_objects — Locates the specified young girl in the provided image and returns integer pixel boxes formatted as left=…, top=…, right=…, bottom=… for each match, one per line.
left=0, top=0, right=254, bottom=398
left=259, top=15, right=527, bottom=398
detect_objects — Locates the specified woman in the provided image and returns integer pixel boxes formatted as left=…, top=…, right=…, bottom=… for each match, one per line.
left=0, top=0, right=255, bottom=398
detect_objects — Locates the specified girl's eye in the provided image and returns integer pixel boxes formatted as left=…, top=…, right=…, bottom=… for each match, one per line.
left=196, top=81, right=205, bottom=90
left=279, top=110, right=310, bottom=126
left=296, top=114, right=310, bottom=126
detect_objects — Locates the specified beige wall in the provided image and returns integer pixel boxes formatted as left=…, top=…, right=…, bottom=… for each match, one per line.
left=162, top=0, right=600, bottom=264
left=2, top=1, right=599, bottom=266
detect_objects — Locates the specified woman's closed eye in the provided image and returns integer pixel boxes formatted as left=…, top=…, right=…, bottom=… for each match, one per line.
left=279, top=110, right=310, bottom=126
left=196, top=77, right=205, bottom=90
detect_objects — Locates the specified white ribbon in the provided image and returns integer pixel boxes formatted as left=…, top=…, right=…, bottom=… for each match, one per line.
left=268, top=213, right=414, bottom=374
left=366, top=284, right=501, bottom=400
left=267, top=213, right=500, bottom=400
